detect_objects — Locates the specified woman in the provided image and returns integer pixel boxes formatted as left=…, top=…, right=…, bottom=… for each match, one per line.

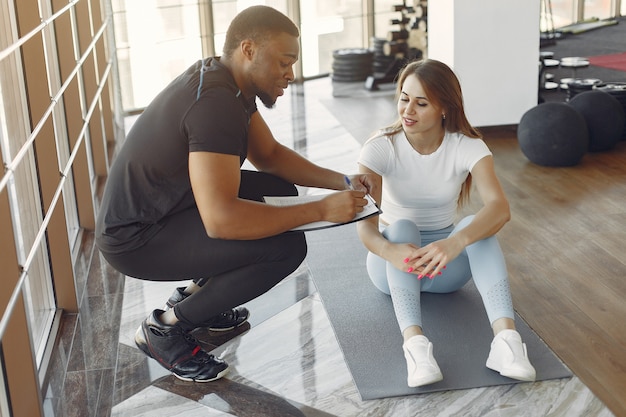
left=356, top=59, right=536, bottom=388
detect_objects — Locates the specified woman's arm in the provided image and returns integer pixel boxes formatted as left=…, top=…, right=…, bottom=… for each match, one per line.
left=450, top=155, right=511, bottom=246
left=356, top=164, right=419, bottom=272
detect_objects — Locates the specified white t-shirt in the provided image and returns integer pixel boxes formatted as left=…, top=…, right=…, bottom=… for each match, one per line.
left=358, top=130, right=492, bottom=230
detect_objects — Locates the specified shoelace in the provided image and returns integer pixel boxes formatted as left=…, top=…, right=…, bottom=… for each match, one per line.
left=182, top=333, right=217, bottom=363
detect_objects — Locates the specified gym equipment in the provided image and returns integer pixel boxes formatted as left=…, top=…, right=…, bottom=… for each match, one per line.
left=560, top=57, right=589, bottom=79
left=517, top=102, right=589, bottom=167
left=558, top=18, right=618, bottom=35
left=365, top=1, right=426, bottom=91
left=331, top=48, right=374, bottom=82
left=569, top=90, right=626, bottom=152
left=564, top=78, right=602, bottom=100
left=594, top=82, right=626, bottom=141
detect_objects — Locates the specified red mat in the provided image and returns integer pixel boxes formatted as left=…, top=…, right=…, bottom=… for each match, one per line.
left=588, top=51, right=626, bottom=72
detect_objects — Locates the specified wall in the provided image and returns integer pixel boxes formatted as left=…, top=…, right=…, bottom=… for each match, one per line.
left=428, top=0, right=540, bottom=126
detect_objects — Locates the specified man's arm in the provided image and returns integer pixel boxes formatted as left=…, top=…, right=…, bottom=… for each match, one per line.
left=189, top=151, right=364, bottom=240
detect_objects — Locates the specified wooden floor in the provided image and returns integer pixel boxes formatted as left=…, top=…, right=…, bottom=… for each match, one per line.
left=478, top=126, right=626, bottom=416
left=318, top=75, right=626, bottom=415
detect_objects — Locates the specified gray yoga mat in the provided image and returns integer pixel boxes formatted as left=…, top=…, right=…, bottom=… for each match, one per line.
left=305, top=224, right=572, bottom=400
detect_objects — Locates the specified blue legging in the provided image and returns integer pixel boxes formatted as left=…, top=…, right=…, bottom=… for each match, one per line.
left=366, top=216, right=514, bottom=332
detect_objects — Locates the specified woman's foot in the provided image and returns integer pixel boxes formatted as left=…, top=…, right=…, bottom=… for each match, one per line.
left=486, top=329, right=536, bottom=381
left=402, top=335, right=443, bottom=387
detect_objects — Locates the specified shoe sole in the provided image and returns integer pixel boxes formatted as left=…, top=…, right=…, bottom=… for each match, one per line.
left=172, top=366, right=229, bottom=382
left=408, top=371, right=443, bottom=388
left=134, top=326, right=229, bottom=382
left=193, top=312, right=251, bottom=332
left=486, top=363, right=536, bottom=382
left=207, top=317, right=248, bottom=332
left=486, top=343, right=536, bottom=382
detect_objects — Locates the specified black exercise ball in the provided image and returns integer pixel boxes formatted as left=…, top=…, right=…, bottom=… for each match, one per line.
left=568, top=90, right=626, bottom=152
left=517, top=102, right=589, bottom=167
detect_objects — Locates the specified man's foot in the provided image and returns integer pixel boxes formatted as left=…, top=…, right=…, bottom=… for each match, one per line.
left=135, top=309, right=229, bottom=382
left=402, top=335, right=444, bottom=387
left=486, top=329, right=536, bottom=381
left=166, top=286, right=250, bottom=331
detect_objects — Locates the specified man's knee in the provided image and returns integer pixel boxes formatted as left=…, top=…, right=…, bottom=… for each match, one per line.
left=280, top=232, right=308, bottom=273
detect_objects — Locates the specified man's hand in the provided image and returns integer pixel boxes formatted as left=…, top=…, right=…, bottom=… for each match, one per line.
left=320, top=190, right=367, bottom=223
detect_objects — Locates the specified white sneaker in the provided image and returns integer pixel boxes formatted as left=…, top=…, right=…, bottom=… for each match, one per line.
left=402, top=335, right=444, bottom=387
left=486, top=329, right=536, bottom=381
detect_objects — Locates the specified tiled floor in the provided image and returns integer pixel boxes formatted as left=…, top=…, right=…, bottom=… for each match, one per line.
left=44, top=77, right=615, bottom=416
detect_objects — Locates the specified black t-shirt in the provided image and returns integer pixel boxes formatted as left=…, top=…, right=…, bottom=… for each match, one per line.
left=95, top=58, right=257, bottom=254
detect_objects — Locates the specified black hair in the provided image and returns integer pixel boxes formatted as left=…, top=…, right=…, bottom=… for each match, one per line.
left=222, top=6, right=299, bottom=58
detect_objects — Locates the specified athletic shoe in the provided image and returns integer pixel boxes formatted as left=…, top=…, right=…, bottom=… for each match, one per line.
left=486, top=329, right=536, bottom=381
left=402, top=335, right=444, bottom=387
left=165, top=286, right=250, bottom=331
left=165, top=287, right=192, bottom=309
left=135, top=309, right=229, bottom=382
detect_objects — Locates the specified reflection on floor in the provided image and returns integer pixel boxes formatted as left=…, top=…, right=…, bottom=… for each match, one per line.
left=44, top=78, right=615, bottom=417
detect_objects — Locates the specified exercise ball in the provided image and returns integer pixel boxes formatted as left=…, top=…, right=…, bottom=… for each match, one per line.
left=517, top=102, right=589, bottom=167
left=568, top=90, right=626, bottom=152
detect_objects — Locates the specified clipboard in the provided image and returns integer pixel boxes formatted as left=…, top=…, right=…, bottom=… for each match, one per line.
left=263, top=193, right=381, bottom=232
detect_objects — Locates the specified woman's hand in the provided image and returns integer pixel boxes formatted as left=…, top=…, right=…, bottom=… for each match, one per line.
left=404, top=235, right=465, bottom=279
left=383, top=242, right=421, bottom=272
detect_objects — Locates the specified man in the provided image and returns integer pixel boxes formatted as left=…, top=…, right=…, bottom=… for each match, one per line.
left=95, top=5, right=371, bottom=382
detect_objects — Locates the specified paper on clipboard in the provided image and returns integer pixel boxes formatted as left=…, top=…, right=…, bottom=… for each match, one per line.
left=263, top=193, right=381, bottom=232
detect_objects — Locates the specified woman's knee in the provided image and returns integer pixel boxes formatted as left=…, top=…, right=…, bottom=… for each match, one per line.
left=366, top=252, right=391, bottom=294
left=383, top=219, right=421, bottom=245
left=452, top=215, right=475, bottom=234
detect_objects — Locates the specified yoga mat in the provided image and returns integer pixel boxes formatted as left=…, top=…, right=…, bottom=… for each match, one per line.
left=305, top=225, right=572, bottom=400
left=588, top=52, right=626, bottom=72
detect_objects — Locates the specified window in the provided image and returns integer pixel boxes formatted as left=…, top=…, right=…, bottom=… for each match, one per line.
left=1, top=0, right=115, bottom=412
left=0, top=0, right=56, bottom=370
left=300, top=1, right=365, bottom=78
left=112, top=0, right=203, bottom=111
left=113, top=0, right=372, bottom=112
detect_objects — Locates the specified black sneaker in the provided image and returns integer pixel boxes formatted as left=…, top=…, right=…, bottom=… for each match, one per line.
left=165, top=286, right=250, bottom=332
left=135, top=309, right=229, bottom=382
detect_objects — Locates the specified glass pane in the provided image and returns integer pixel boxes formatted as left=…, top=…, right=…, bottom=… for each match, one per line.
left=211, top=1, right=242, bottom=56
left=115, top=1, right=203, bottom=111
left=0, top=27, right=55, bottom=367
left=549, top=0, right=576, bottom=28
left=300, top=0, right=365, bottom=77
left=584, top=0, right=612, bottom=19
left=0, top=360, right=8, bottom=417
left=374, top=0, right=402, bottom=39
left=211, top=1, right=289, bottom=57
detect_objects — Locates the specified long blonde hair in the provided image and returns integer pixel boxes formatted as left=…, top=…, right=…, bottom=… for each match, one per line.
left=381, top=59, right=481, bottom=208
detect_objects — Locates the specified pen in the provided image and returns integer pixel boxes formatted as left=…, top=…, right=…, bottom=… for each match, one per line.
left=344, top=175, right=355, bottom=190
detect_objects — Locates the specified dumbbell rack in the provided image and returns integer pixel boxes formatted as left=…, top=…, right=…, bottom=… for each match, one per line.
left=365, top=1, right=427, bottom=91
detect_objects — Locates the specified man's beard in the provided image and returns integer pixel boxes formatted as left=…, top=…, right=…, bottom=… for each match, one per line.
left=257, top=90, right=276, bottom=109
left=250, top=78, right=277, bottom=108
